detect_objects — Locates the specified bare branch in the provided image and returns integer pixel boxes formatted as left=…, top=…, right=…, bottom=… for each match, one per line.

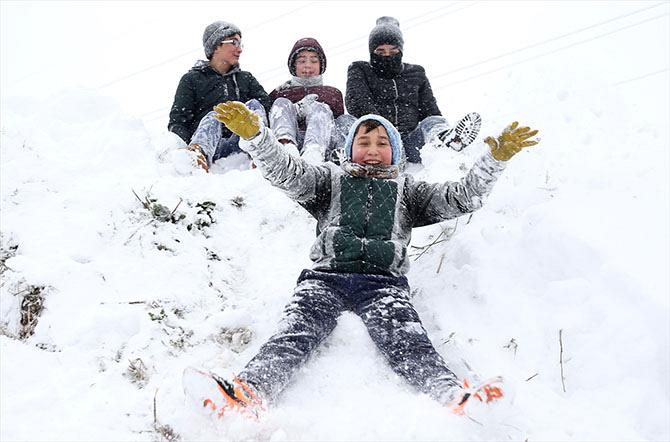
left=559, top=329, right=567, bottom=392
left=170, top=198, right=183, bottom=216
left=100, top=301, right=146, bottom=305
left=153, top=389, right=158, bottom=425
left=132, top=189, right=148, bottom=208
left=411, top=219, right=459, bottom=261
left=436, top=253, right=446, bottom=274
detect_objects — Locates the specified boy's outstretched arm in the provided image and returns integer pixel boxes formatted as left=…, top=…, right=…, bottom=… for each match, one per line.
left=408, top=122, right=540, bottom=226
left=213, top=101, right=329, bottom=203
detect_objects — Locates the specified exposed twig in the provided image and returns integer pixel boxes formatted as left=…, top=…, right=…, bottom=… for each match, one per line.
left=124, top=219, right=155, bottom=245
left=559, top=329, right=566, bottom=392
left=440, top=331, right=456, bottom=346
left=153, top=389, right=158, bottom=425
left=100, top=300, right=146, bottom=305
left=132, top=189, right=149, bottom=209
left=10, top=286, right=34, bottom=297
left=525, top=373, right=539, bottom=382
left=436, top=253, right=446, bottom=274
left=410, top=219, right=459, bottom=261
left=504, top=338, right=518, bottom=357
left=170, top=198, right=183, bottom=216
left=467, top=415, right=484, bottom=426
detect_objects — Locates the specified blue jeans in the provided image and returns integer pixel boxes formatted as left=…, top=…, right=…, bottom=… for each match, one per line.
left=189, top=99, right=268, bottom=163
left=237, top=269, right=460, bottom=404
left=402, top=116, right=448, bottom=163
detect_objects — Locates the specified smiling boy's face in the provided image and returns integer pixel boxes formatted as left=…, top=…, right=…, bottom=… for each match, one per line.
left=294, top=50, right=321, bottom=78
left=351, top=124, right=393, bottom=166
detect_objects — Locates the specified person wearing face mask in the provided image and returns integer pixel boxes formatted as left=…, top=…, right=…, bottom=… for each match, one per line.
left=346, top=17, right=481, bottom=164
left=168, top=20, right=271, bottom=172
left=268, top=38, right=348, bottom=164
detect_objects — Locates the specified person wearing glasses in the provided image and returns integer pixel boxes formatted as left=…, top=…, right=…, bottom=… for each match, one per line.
left=168, top=20, right=271, bottom=172
left=345, top=17, right=481, bottom=165
left=268, top=37, right=347, bottom=164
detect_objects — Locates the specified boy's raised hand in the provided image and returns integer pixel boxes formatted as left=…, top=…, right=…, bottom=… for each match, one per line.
left=485, top=122, right=540, bottom=161
left=213, top=101, right=261, bottom=140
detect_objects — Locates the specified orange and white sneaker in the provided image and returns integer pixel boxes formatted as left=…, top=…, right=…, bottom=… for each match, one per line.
left=183, top=367, right=265, bottom=420
left=447, top=376, right=504, bottom=415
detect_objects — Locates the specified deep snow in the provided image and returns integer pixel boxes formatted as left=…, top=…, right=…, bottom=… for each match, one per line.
left=1, top=1, right=669, bottom=441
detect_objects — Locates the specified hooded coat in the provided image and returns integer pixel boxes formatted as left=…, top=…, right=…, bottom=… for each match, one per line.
left=270, top=38, right=344, bottom=119
left=345, top=60, right=442, bottom=142
left=168, top=61, right=271, bottom=143
left=241, top=115, right=506, bottom=277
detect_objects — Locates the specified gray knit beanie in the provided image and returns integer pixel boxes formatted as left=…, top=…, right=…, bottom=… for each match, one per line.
left=368, top=16, right=404, bottom=54
left=203, top=21, right=242, bottom=59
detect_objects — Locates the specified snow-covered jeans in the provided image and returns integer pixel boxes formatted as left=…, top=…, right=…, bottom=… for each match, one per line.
left=403, top=116, right=449, bottom=163
left=329, top=115, right=449, bottom=164
left=269, top=97, right=335, bottom=159
left=190, top=99, right=268, bottom=163
left=237, top=269, right=460, bottom=405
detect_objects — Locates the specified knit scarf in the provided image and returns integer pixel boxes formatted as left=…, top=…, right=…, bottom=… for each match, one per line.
left=341, top=160, right=399, bottom=179
left=277, top=75, right=324, bottom=90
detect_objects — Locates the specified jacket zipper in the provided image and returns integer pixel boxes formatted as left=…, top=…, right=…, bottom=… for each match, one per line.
left=362, top=180, right=374, bottom=257
left=391, top=79, right=399, bottom=127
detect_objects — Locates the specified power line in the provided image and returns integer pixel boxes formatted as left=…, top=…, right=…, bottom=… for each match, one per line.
left=254, top=1, right=477, bottom=81
left=139, top=1, right=478, bottom=119
left=613, top=67, right=669, bottom=86
left=95, top=2, right=318, bottom=91
left=481, top=66, right=669, bottom=124
left=431, top=1, right=668, bottom=81
left=433, top=12, right=669, bottom=90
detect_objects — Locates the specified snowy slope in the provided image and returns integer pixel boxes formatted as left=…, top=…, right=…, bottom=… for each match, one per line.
left=1, top=1, right=669, bottom=441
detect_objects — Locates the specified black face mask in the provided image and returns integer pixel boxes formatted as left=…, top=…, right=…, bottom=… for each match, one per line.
left=370, top=53, right=403, bottom=79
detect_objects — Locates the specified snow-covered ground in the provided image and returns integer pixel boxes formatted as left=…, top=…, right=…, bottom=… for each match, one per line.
left=1, top=1, right=668, bottom=440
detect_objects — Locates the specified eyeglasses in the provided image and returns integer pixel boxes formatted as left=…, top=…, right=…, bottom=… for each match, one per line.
left=220, top=39, right=243, bottom=49
left=373, top=46, right=400, bottom=56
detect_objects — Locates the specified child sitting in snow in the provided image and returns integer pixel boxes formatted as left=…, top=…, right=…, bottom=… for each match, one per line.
left=268, top=37, right=350, bottom=164
left=187, top=101, right=539, bottom=417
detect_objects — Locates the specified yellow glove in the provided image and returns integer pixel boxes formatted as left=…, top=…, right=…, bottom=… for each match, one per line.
left=485, top=122, right=540, bottom=161
left=213, top=101, right=261, bottom=140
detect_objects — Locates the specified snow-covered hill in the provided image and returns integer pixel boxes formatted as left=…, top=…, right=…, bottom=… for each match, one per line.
left=1, top=2, right=668, bottom=441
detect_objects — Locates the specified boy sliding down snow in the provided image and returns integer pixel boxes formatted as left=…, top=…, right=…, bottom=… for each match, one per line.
left=186, top=101, right=539, bottom=417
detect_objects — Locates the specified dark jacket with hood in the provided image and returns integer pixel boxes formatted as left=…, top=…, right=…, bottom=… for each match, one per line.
left=270, top=38, right=344, bottom=119
left=168, top=61, right=271, bottom=143
left=345, top=55, right=441, bottom=140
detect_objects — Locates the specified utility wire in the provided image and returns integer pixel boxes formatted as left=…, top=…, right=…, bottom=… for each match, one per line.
left=431, top=1, right=668, bottom=81
left=612, top=67, right=669, bottom=86
left=138, top=1, right=477, bottom=119
left=95, top=2, right=318, bottom=90
left=434, top=12, right=669, bottom=90
left=254, top=1, right=476, bottom=80
left=141, top=3, right=668, bottom=121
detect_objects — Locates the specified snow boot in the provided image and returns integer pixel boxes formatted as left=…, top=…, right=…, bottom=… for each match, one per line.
left=183, top=367, right=265, bottom=420
left=446, top=376, right=504, bottom=415
left=438, top=112, right=482, bottom=152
